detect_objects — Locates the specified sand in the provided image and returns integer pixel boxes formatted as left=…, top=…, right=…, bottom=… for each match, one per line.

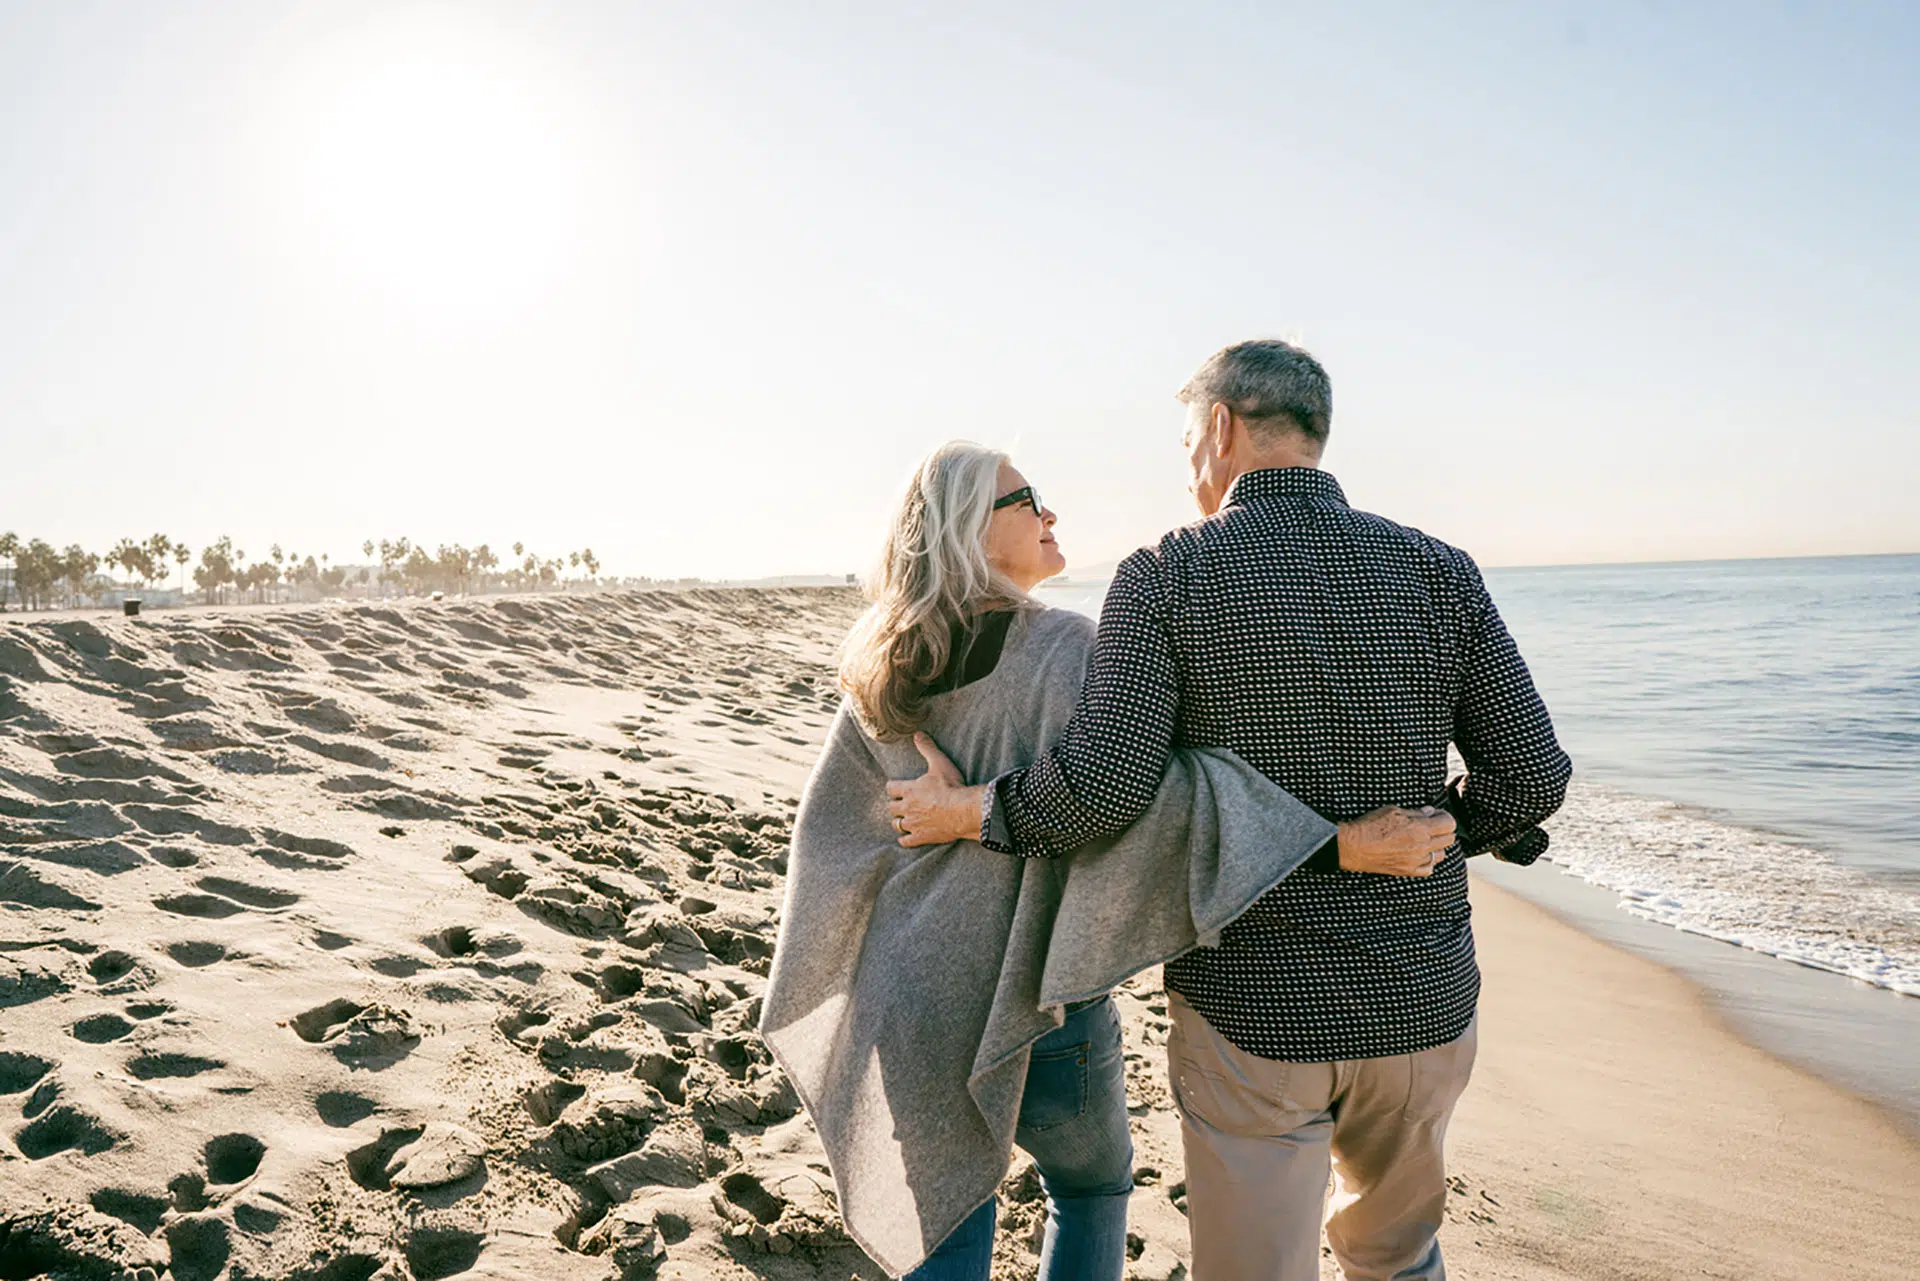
left=1, top=589, right=1915, bottom=1280
left=1435, top=876, right=1920, bottom=1280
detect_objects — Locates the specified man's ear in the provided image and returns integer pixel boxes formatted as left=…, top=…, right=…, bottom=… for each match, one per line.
left=1210, top=402, right=1235, bottom=457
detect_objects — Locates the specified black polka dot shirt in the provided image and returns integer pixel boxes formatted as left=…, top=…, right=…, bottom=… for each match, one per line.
left=982, top=467, right=1572, bottom=1062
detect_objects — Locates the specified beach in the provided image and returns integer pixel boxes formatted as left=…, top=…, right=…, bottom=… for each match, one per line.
left=2, top=589, right=1917, bottom=1280
left=1441, top=876, right=1920, bottom=1280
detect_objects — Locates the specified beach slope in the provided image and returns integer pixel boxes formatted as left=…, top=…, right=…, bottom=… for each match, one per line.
left=0, top=590, right=1914, bottom=1279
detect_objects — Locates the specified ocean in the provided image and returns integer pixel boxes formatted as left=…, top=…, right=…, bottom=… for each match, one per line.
left=1035, top=553, right=1920, bottom=1000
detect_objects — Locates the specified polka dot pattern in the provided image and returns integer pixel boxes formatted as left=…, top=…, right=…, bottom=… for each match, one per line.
left=982, top=467, right=1572, bottom=1061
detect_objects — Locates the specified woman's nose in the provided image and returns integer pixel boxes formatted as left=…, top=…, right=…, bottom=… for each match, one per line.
left=1041, top=506, right=1058, bottom=526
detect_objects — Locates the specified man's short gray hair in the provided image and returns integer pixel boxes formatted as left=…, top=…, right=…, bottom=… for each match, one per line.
left=1177, top=339, right=1332, bottom=445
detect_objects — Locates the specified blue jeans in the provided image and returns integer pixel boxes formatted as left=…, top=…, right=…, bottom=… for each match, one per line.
left=906, top=996, right=1135, bottom=1281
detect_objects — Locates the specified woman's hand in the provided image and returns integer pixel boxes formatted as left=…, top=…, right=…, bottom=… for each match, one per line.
left=885, top=733, right=986, bottom=847
left=1336, top=806, right=1458, bottom=877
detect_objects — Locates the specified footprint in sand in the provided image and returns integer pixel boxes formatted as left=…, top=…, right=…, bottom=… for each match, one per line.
left=164, top=1214, right=231, bottom=1281
left=231, top=1201, right=282, bottom=1234
left=345, top=1125, right=421, bottom=1190
left=264, top=830, right=356, bottom=860
left=0, top=861, right=102, bottom=912
left=194, top=875, right=301, bottom=909
left=318, top=773, right=393, bottom=794
left=253, top=829, right=355, bottom=871
left=85, top=949, right=140, bottom=985
left=204, top=1132, right=267, bottom=1185
left=280, top=697, right=359, bottom=735
left=165, top=940, right=228, bottom=967
left=168, top=1170, right=210, bottom=1211
left=522, top=1078, right=586, bottom=1125
left=460, top=857, right=530, bottom=900
left=16, top=1104, right=118, bottom=1159
left=290, top=997, right=422, bottom=1066
left=405, top=1227, right=485, bottom=1280
left=290, top=998, right=365, bottom=1043
left=126, top=1051, right=224, bottom=1080
left=119, top=804, right=253, bottom=846
left=719, top=1170, right=788, bottom=1226
left=424, top=925, right=478, bottom=958
left=287, top=733, right=392, bottom=770
left=50, top=745, right=190, bottom=785
left=155, top=876, right=300, bottom=918
left=593, top=963, right=649, bottom=1003
left=154, top=893, right=245, bottom=920
left=0, top=1050, right=54, bottom=1094
left=70, top=1012, right=136, bottom=1043
left=315, top=1090, right=377, bottom=1127
left=90, top=1187, right=171, bottom=1234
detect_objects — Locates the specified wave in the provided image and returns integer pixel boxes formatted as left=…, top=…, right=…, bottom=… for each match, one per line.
left=1541, top=780, right=1920, bottom=997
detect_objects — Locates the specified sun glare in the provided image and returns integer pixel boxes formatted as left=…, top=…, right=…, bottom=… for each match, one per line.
left=272, top=13, right=596, bottom=316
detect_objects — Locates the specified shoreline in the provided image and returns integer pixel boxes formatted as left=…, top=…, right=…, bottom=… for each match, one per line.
left=1477, top=856, right=1920, bottom=1136
left=1439, top=874, right=1920, bottom=1279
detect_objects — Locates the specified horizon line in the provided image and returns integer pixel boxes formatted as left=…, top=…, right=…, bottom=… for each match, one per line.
left=1048, top=547, right=1919, bottom=582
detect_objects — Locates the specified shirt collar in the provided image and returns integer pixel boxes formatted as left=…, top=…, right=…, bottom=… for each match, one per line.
left=1222, top=467, right=1348, bottom=510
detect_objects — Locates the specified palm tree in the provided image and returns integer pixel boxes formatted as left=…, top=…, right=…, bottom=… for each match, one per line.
left=0, top=531, right=18, bottom=611
left=61, top=545, right=100, bottom=609
left=107, top=538, right=145, bottom=593
left=144, top=534, right=172, bottom=587
left=173, top=541, right=191, bottom=600
left=18, top=538, right=57, bottom=609
left=377, top=538, right=411, bottom=598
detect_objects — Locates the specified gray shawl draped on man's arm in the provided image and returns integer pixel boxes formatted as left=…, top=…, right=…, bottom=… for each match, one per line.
left=759, top=608, right=1334, bottom=1276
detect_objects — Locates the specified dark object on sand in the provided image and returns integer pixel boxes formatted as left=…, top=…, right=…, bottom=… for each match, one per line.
left=123, top=600, right=142, bottom=617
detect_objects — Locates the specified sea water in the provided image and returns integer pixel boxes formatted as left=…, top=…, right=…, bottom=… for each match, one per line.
left=1489, top=554, right=1920, bottom=998
left=1036, top=554, right=1920, bottom=999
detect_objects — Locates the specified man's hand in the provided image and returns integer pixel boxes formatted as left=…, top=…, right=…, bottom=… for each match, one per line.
left=885, top=733, right=987, bottom=847
left=1336, top=805, right=1458, bottom=877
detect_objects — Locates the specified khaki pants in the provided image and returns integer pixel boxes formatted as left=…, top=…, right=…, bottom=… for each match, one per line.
left=1166, top=993, right=1477, bottom=1281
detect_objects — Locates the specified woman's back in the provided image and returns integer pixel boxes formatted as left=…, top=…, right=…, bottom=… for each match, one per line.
left=762, top=604, right=1334, bottom=1274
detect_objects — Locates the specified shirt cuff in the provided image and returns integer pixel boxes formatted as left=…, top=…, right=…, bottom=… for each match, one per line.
left=979, top=773, right=1016, bottom=853
left=1303, top=831, right=1341, bottom=873
left=1492, top=828, right=1550, bottom=866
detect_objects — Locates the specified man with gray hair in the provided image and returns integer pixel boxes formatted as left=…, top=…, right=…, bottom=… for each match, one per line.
left=890, top=338, right=1571, bottom=1279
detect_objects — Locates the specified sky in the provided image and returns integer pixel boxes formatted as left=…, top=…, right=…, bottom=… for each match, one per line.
left=1, top=0, right=1915, bottom=580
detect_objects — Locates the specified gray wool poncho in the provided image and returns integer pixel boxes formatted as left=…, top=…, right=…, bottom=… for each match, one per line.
left=759, top=607, right=1334, bottom=1275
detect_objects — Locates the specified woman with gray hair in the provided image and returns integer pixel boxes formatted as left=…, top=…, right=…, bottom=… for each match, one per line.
left=760, top=441, right=1449, bottom=1280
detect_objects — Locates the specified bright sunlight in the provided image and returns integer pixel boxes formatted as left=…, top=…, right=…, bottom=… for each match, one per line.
left=269, top=8, right=598, bottom=316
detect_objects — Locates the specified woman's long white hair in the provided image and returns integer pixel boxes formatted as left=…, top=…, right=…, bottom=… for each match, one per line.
left=839, top=441, right=1032, bottom=740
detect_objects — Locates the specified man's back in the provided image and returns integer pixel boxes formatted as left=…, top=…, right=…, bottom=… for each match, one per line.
left=1167, top=473, right=1472, bottom=818
left=988, top=467, right=1571, bottom=1061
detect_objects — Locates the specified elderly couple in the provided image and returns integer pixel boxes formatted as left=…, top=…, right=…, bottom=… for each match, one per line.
left=761, top=340, right=1571, bottom=1281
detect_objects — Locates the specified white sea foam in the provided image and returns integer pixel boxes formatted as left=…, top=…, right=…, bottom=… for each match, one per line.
left=1541, top=780, right=1920, bottom=997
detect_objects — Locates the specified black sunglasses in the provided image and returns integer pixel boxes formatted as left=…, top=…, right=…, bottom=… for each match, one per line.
left=992, top=485, right=1042, bottom=515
